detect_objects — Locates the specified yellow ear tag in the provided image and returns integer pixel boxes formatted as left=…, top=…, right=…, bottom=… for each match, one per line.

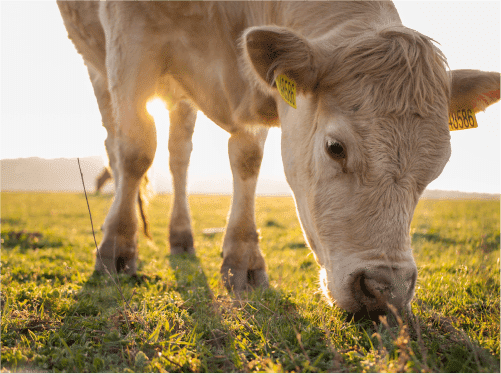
left=275, top=74, right=297, bottom=109
left=449, top=89, right=500, bottom=131
left=448, top=108, right=478, bottom=131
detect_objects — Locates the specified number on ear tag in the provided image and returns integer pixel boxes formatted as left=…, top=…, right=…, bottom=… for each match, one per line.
left=449, top=109, right=478, bottom=131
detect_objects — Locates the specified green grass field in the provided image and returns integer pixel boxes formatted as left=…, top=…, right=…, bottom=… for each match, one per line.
left=1, top=192, right=499, bottom=372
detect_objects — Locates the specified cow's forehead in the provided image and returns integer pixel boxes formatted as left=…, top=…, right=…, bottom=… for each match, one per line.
left=355, top=113, right=451, bottom=188
left=315, top=94, right=451, bottom=189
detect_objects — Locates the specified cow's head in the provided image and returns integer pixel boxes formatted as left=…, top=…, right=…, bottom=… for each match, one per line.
left=242, top=25, right=500, bottom=316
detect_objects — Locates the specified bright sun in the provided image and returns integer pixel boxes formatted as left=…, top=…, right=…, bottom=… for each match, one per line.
left=146, top=97, right=169, bottom=123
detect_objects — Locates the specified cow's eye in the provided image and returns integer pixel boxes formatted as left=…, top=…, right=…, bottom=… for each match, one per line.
left=326, top=140, right=346, bottom=160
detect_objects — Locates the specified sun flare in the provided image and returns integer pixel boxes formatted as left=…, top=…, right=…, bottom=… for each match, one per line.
left=146, top=97, right=168, bottom=123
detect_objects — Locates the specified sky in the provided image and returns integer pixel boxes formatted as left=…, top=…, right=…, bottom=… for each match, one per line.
left=1, top=1, right=500, bottom=194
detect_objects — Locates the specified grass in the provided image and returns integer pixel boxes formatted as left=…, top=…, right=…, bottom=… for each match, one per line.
left=1, top=191, right=499, bottom=372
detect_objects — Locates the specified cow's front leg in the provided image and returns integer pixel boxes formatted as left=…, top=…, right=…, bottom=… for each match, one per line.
left=221, top=127, right=269, bottom=292
left=168, top=100, right=197, bottom=255
left=94, top=12, right=160, bottom=275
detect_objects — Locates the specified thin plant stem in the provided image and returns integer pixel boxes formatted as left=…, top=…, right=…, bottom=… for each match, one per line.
left=77, top=157, right=131, bottom=333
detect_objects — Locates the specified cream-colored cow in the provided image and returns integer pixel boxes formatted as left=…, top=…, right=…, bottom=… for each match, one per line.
left=58, top=2, right=499, bottom=316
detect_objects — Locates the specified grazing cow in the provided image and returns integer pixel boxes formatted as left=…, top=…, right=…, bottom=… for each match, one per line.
left=95, top=166, right=112, bottom=194
left=58, top=2, right=499, bottom=316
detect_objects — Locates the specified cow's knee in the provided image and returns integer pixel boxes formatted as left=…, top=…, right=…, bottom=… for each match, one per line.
left=119, top=140, right=155, bottom=180
left=228, top=132, right=265, bottom=181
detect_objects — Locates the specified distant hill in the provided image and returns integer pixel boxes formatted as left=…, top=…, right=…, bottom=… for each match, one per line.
left=0, top=157, right=287, bottom=195
left=1, top=157, right=499, bottom=199
left=420, top=189, right=499, bottom=201
left=1, top=156, right=110, bottom=193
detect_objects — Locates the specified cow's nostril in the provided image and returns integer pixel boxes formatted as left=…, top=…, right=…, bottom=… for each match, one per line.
left=352, top=271, right=393, bottom=313
left=362, top=275, right=390, bottom=301
left=359, top=274, right=375, bottom=299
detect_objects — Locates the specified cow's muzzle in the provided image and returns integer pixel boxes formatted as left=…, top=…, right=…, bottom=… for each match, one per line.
left=351, top=265, right=417, bottom=316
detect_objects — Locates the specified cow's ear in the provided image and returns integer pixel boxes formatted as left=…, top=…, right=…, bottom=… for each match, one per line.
left=450, top=69, right=500, bottom=114
left=242, top=26, right=318, bottom=94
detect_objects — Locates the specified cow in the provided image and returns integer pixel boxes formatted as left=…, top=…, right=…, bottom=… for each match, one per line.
left=57, top=2, right=500, bottom=317
left=95, top=166, right=112, bottom=194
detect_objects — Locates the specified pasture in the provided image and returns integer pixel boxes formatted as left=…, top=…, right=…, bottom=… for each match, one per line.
left=1, top=191, right=499, bottom=372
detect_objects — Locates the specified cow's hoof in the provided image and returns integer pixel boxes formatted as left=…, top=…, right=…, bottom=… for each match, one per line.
left=95, top=254, right=137, bottom=275
left=170, top=246, right=196, bottom=255
left=169, top=230, right=195, bottom=255
left=248, top=269, right=269, bottom=288
left=220, top=266, right=269, bottom=293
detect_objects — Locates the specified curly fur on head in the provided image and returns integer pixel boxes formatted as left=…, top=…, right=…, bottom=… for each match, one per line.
left=317, top=25, right=450, bottom=118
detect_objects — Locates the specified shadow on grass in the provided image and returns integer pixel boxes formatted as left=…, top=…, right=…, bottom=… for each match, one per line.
left=1, top=230, right=64, bottom=252
left=44, top=270, right=168, bottom=372
left=167, top=252, right=342, bottom=372
left=412, top=232, right=457, bottom=246
left=167, top=252, right=240, bottom=371
left=413, top=231, right=499, bottom=254
left=0, top=218, right=25, bottom=226
left=287, top=242, right=307, bottom=249
left=264, top=219, right=284, bottom=228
